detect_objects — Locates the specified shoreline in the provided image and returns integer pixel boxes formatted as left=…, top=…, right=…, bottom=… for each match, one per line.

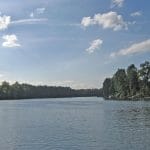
left=0, top=96, right=149, bottom=101
left=104, top=96, right=150, bottom=101
left=0, top=96, right=101, bottom=101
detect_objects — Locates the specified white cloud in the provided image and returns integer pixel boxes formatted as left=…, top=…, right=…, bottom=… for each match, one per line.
left=81, top=17, right=94, bottom=27
left=30, top=12, right=34, bottom=18
left=30, top=7, right=46, bottom=18
left=81, top=11, right=127, bottom=31
left=2, top=34, right=21, bottom=48
left=11, top=18, right=48, bottom=25
left=111, top=0, right=124, bottom=8
left=0, top=15, right=11, bottom=30
left=130, top=11, right=142, bottom=17
left=86, top=39, right=103, bottom=54
left=0, top=74, right=4, bottom=78
left=0, top=14, right=47, bottom=28
left=110, top=39, right=150, bottom=57
left=36, top=8, right=46, bottom=14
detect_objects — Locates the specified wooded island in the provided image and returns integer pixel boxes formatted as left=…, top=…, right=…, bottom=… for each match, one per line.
left=103, top=61, right=150, bottom=100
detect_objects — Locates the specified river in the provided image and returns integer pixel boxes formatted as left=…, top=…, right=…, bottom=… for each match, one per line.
left=0, top=97, right=150, bottom=150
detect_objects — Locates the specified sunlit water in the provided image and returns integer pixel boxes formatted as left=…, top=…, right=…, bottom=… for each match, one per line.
left=0, top=97, right=150, bottom=150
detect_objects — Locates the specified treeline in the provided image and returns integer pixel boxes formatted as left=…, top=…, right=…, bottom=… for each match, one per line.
left=103, top=61, right=150, bottom=100
left=0, top=81, right=102, bottom=100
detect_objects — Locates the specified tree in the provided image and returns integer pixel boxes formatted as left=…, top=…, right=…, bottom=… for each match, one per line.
left=127, top=64, right=139, bottom=96
left=11, top=82, right=24, bottom=99
left=102, top=61, right=150, bottom=99
left=138, top=61, right=150, bottom=96
left=0, top=81, right=11, bottom=99
left=103, top=78, right=112, bottom=98
left=112, top=69, right=129, bottom=99
left=0, top=81, right=102, bottom=100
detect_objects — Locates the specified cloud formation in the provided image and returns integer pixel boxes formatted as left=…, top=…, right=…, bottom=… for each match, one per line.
left=0, top=74, right=4, bottom=78
left=0, top=12, right=47, bottom=28
left=30, top=7, right=46, bottom=18
left=30, top=12, right=34, bottom=18
left=81, top=17, right=94, bottom=27
left=36, top=8, right=46, bottom=14
left=11, top=18, right=48, bottom=25
left=111, top=0, right=124, bottom=8
left=81, top=11, right=127, bottom=31
left=86, top=39, right=103, bottom=54
left=0, top=15, right=11, bottom=30
left=130, top=11, right=142, bottom=17
left=0, top=13, right=47, bottom=48
left=2, top=34, right=21, bottom=48
left=110, top=39, right=150, bottom=57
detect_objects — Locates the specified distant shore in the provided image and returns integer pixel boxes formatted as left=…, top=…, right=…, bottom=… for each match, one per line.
left=0, top=95, right=149, bottom=101
left=0, top=95, right=102, bottom=101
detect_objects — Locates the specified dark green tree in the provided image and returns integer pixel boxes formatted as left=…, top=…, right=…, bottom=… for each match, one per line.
left=0, top=82, right=102, bottom=100
left=138, top=61, right=150, bottom=96
left=103, top=78, right=113, bottom=98
left=102, top=61, right=150, bottom=100
left=112, top=69, right=129, bottom=99
left=0, top=81, right=11, bottom=99
left=127, top=64, right=139, bottom=96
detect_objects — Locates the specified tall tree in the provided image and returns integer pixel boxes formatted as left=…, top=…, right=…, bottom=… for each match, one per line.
left=127, top=64, right=139, bottom=96
left=113, top=69, right=129, bottom=99
left=0, top=81, right=11, bottom=99
left=138, top=61, right=150, bottom=96
left=103, top=78, right=113, bottom=98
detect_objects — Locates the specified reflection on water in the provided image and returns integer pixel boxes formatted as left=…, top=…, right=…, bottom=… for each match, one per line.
left=0, top=97, right=150, bottom=150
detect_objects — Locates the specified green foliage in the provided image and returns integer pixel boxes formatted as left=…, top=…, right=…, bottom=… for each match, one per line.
left=102, top=61, right=150, bottom=100
left=103, top=78, right=113, bottom=98
left=138, top=61, right=150, bottom=96
left=127, top=64, right=139, bottom=96
left=113, top=69, right=129, bottom=99
left=0, top=82, right=102, bottom=100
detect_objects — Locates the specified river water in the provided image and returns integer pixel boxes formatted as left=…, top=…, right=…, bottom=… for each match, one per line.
left=0, top=97, right=150, bottom=150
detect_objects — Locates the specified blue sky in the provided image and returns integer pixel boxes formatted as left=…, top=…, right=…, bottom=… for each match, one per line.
left=0, top=0, right=149, bottom=89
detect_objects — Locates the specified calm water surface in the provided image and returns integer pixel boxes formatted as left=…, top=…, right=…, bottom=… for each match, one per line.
left=0, top=97, right=150, bottom=150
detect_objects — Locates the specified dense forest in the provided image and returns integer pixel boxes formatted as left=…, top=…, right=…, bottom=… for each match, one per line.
left=0, top=81, right=102, bottom=100
left=102, top=61, right=150, bottom=100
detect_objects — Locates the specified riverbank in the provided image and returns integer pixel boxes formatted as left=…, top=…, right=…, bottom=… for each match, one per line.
left=104, top=96, right=150, bottom=101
